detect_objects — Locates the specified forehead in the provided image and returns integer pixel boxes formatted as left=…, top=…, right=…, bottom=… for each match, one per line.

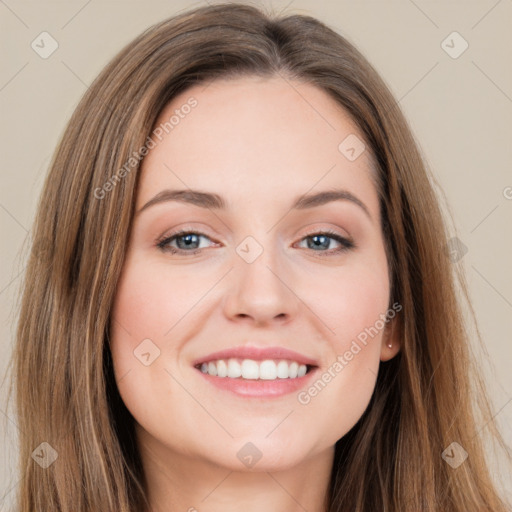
left=137, top=75, right=378, bottom=215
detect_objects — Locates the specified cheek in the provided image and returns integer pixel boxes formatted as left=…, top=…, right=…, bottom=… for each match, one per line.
left=110, top=256, right=204, bottom=352
left=297, top=247, right=390, bottom=431
left=108, top=255, right=218, bottom=409
left=295, top=263, right=389, bottom=441
left=108, top=259, right=198, bottom=436
left=304, top=253, right=390, bottom=354
left=108, top=259, right=175, bottom=389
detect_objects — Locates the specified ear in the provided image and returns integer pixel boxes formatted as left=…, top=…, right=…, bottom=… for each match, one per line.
left=380, top=313, right=401, bottom=362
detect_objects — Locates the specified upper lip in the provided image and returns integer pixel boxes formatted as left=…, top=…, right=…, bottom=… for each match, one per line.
left=192, top=345, right=319, bottom=367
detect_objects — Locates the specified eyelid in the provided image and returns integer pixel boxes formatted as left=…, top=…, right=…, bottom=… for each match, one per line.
left=155, top=223, right=220, bottom=243
left=299, top=224, right=353, bottom=243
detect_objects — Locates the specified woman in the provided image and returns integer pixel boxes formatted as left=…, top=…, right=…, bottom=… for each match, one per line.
left=9, top=3, right=510, bottom=511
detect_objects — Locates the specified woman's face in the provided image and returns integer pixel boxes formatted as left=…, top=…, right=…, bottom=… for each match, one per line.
left=110, top=75, right=400, bottom=472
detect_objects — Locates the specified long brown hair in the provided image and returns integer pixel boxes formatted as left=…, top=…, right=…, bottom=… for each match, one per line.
left=7, top=3, right=511, bottom=510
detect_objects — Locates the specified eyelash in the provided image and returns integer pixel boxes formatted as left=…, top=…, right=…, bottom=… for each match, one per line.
left=156, top=228, right=356, bottom=257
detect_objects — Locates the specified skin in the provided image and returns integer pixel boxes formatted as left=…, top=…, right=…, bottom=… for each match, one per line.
left=110, top=75, right=401, bottom=512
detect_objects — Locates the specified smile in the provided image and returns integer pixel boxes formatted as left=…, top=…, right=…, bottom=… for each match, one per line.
left=195, top=358, right=312, bottom=380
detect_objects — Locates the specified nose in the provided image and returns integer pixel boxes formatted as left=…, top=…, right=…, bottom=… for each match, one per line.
left=222, top=244, right=300, bottom=326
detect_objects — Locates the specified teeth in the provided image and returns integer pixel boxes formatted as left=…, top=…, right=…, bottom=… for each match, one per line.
left=217, top=359, right=228, bottom=377
left=259, top=360, right=277, bottom=380
left=207, top=361, right=217, bottom=376
left=199, top=358, right=310, bottom=380
left=241, top=360, right=259, bottom=379
left=228, top=359, right=242, bottom=378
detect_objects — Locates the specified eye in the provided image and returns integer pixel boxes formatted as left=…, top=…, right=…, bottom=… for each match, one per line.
left=156, top=230, right=356, bottom=257
left=156, top=229, right=216, bottom=255
left=295, top=229, right=355, bottom=256
left=156, top=230, right=356, bottom=256
left=156, top=228, right=355, bottom=256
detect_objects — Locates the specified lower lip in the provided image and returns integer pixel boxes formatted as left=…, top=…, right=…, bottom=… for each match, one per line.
left=195, top=367, right=318, bottom=398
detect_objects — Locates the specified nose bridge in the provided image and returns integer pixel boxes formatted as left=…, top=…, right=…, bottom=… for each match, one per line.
left=222, top=231, right=299, bottom=324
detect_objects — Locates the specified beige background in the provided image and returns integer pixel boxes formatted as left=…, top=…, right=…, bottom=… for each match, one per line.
left=1, top=0, right=511, bottom=508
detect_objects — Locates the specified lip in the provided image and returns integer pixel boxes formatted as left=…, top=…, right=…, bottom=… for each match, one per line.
left=191, top=344, right=320, bottom=398
left=191, top=345, right=319, bottom=367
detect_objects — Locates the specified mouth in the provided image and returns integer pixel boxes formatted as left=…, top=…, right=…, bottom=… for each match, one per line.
left=194, top=358, right=317, bottom=380
left=191, top=346, right=320, bottom=398
left=193, top=359, right=319, bottom=398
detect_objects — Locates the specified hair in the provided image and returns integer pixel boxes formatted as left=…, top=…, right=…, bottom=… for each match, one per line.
left=6, top=2, right=511, bottom=511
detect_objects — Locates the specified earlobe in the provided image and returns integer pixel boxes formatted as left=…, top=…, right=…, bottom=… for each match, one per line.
left=380, top=317, right=401, bottom=362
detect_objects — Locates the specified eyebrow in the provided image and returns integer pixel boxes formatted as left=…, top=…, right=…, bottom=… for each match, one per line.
left=136, top=188, right=371, bottom=220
